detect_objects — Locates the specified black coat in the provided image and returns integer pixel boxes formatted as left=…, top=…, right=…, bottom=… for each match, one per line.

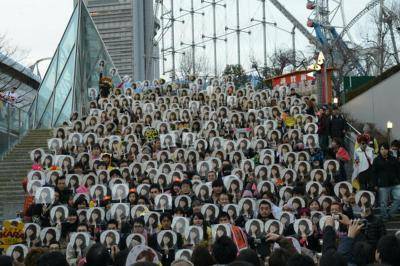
left=329, top=115, right=346, bottom=138
left=372, top=154, right=400, bottom=187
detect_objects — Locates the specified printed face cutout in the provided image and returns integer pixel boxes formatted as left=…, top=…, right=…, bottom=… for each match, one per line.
left=245, top=219, right=264, bottom=238
left=35, top=187, right=55, bottom=205
left=201, top=204, right=219, bottom=222
left=265, top=219, right=284, bottom=235
left=355, top=190, right=375, bottom=209
left=211, top=224, right=231, bottom=240
left=172, top=217, right=189, bottom=235
left=294, top=218, right=313, bottom=236
left=6, top=244, right=28, bottom=263
left=24, top=223, right=40, bottom=243
left=303, top=134, right=319, bottom=149
left=126, top=233, right=146, bottom=249
left=223, top=204, right=240, bottom=221
left=50, top=205, right=69, bottom=224
left=334, top=181, right=352, bottom=199
left=154, top=193, right=173, bottom=210
left=40, top=227, right=61, bottom=246
left=157, top=230, right=177, bottom=250
left=100, top=230, right=120, bottom=247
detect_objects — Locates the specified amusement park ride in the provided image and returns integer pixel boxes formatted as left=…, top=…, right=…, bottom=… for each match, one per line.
left=154, top=0, right=400, bottom=79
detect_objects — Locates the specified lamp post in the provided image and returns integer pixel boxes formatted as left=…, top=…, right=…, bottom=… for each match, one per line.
left=333, top=97, right=338, bottom=105
left=387, top=121, right=393, bottom=144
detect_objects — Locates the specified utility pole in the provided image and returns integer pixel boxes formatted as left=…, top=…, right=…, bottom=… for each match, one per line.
left=202, top=0, right=226, bottom=77
left=213, top=0, right=218, bottom=75
left=161, top=1, right=166, bottom=75
left=378, top=0, right=385, bottom=74
left=170, top=0, right=176, bottom=80
left=262, top=0, right=267, bottom=67
left=236, top=0, right=241, bottom=66
left=190, top=0, right=196, bottom=74
left=292, top=26, right=296, bottom=67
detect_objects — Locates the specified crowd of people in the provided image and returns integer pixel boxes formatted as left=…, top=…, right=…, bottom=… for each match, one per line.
left=1, top=73, right=400, bottom=266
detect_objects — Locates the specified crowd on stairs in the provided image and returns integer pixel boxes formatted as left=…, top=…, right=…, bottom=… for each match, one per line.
left=0, top=73, right=399, bottom=266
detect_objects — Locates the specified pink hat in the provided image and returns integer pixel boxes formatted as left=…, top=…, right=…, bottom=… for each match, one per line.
left=242, top=190, right=253, bottom=198
left=76, top=185, right=89, bottom=194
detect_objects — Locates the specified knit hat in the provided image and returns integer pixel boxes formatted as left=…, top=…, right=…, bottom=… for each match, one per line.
left=242, top=190, right=253, bottom=198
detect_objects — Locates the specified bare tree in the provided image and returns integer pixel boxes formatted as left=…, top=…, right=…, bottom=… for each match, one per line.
left=250, top=48, right=311, bottom=81
left=0, top=33, right=29, bottom=92
left=178, top=50, right=210, bottom=78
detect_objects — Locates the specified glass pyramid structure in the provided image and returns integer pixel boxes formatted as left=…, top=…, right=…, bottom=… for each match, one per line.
left=33, top=0, right=121, bottom=128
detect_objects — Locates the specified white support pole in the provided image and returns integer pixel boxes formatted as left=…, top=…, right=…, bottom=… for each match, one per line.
left=236, top=0, right=241, bottom=66
left=191, top=0, right=196, bottom=75
left=212, top=0, right=218, bottom=76
left=170, top=0, right=176, bottom=80
left=262, top=0, right=267, bottom=67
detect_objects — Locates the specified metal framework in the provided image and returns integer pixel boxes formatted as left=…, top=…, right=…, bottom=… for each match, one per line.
left=154, top=0, right=400, bottom=79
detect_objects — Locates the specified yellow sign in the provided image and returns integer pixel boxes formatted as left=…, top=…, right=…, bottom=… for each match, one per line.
left=0, top=220, right=24, bottom=249
left=284, top=116, right=296, bottom=127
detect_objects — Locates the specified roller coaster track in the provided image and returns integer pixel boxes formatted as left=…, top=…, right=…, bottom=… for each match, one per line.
left=268, top=0, right=322, bottom=50
left=334, top=0, right=380, bottom=45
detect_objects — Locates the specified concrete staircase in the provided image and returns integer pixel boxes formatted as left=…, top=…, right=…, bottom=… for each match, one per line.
left=0, top=129, right=52, bottom=221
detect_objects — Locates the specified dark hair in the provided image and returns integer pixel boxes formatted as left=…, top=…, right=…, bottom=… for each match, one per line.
left=37, top=252, right=68, bottom=266
left=287, top=254, right=314, bottom=266
left=160, top=212, right=173, bottom=222
left=352, top=241, right=374, bottom=266
left=132, top=263, right=158, bottom=266
left=235, top=249, right=261, bottom=266
left=0, top=255, right=12, bottom=266
left=376, top=235, right=400, bottom=265
left=113, top=248, right=129, bottom=266
left=191, top=245, right=216, bottom=266
left=133, top=217, right=145, bottom=226
left=218, top=211, right=230, bottom=221
left=108, top=219, right=118, bottom=227
left=85, top=243, right=112, bottom=266
left=286, top=254, right=315, bottom=266
left=228, top=262, right=253, bottom=266
left=380, top=143, right=390, bottom=150
left=212, top=236, right=237, bottom=264
left=268, top=248, right=291, bottom=266
left=319, top=250, right=346, bottom=266
left=331, top=137, right=342, bottom=147
left=24, top=248, right=47, bottom=266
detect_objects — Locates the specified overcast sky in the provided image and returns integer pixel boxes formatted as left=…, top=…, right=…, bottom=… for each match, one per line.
left=0, top=0, right=389, bottom=75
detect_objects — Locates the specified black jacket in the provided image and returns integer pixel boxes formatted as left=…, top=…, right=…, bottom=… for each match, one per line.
left=360, top=214, right=386, bottom=248
left=329, top=115, right=346, bottom=138
left=372, top=154, right=400, bottom=187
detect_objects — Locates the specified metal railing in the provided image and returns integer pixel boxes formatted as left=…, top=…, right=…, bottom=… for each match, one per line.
left=0, top=98, right=34, bottom=159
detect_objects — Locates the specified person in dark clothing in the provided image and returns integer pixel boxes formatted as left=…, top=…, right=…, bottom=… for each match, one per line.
left=375, top=235, right=400, bottom=266
left=287, top=254, right=315, bottom=266
left=318, top=105, right=330, bottom=153
left=358, top=206, right=386, bottom=249
left=372, top=143, right=400, bottom=220
left=328, top=107, right=346, bottom=142
left=56, top=177, right=72, bottom=204
left=212, top=236, right=237, bottom=265
left=320, top=216, right=347, bottom=266
left=37, top=252, right=68, bottom=266
left=148, top=213, right=183, bottom=266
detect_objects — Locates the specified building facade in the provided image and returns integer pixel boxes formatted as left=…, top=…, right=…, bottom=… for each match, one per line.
left=75, top=0, right=159, bottom=80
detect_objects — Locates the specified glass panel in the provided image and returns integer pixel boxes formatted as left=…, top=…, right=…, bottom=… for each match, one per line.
left=56, top=7, right=78, bottom=79
left=36, top=57, right=57, bottom=124
left=55, top=89, right=73, bottom=126
left=81, top=6, right=121, bottom=90
left=53, top=47, right=76, bottom=120
left=38, top=93, right=54, bottom=128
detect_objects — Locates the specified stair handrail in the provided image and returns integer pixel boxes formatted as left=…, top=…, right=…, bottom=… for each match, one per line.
left=346, top=121, right=361, bottom=136
left=0, top=97, right=35, bottom=159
